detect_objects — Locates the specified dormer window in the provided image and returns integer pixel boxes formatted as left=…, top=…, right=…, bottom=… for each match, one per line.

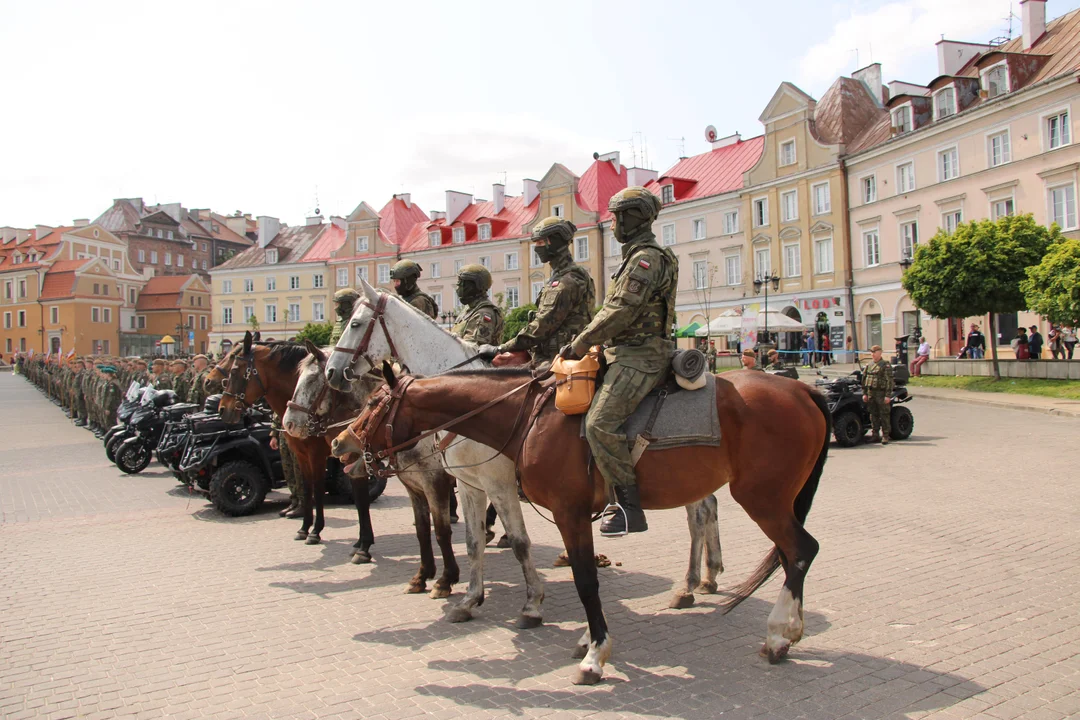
left=779, top=140, right=796, bottom=166
left=935, top=87, right=956, bottom=120
left=892, top=106, right=912, bottom=134
left=983, top=64, right=1008, bottom=98
left=478, top=223, right=491, bottom=241
left=428, top=231, right=441, bottom=247
left=452, top=227, right=465, bottom=244
left=266, top=248, right=278, bottom=264
left=661, top=185, right=675, bottom=204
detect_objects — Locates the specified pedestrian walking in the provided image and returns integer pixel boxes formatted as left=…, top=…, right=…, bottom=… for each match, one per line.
left=966, top=324, right=985, bottom=359
left=706, top=341, right=717, bottom=373
left=1064, top=326, right=1077, bottom=360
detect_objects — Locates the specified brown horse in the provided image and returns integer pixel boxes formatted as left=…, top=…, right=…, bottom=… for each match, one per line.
left=333, top=365, right=830, bottom=685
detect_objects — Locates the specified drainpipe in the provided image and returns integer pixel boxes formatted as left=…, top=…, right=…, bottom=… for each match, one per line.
left=596, top=219, right=606, bottom=300
left=36, top=267, right=45, bottom=354
left=838, top=158, right=859, bottom=358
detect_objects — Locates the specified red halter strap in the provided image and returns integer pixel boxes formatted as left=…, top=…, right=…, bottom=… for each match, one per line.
left=331, top=293, right=400, bottom=370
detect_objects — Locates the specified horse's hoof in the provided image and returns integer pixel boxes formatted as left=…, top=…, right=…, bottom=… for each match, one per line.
left=669, top=593, right=695, bottom=609
left=429, top=585, right=451, bottom=600
left=305, top=534, right=321, bottom=546
left=516, top=614, right=543, bottom=629
left=571, top=644, right=588, bottom=660
left=351, top=551, right=371, bottom=564
left=762, top=640, right=791, bottom=664
left=485, top=529, right=495, bottom=544
left=572, top=668, right=603, bottom=686
left=406, top=583, right=426, bottom=594
left=446, top=607, right=472, bottom=623
left=696, top=581, right=719, bottom=594
left=294, top=531, right=308, bottom=541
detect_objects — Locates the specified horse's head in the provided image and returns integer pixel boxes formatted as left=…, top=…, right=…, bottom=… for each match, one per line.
left=331, top=362, right=414, bottom=475
left=326, top=279, right=396, bottom=391
left=282, top=340, right=330, bottom=438
left=204, top=347, right=237, bottom=393
left=218, top=331, right=267, bottom=423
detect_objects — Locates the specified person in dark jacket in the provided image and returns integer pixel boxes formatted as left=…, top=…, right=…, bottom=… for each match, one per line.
left=1027, top=325, right=1043, bottom=359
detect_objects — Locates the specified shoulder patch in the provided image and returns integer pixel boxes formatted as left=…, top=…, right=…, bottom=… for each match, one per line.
left=550, top=280, right=559, bottom=287
left=482, top=314, right=492, bottom=322
left=638, top=259, right=651, bottom=270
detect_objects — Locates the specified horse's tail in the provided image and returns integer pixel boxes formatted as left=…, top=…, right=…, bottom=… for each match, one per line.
left=720, top=387, right=831, bottom=614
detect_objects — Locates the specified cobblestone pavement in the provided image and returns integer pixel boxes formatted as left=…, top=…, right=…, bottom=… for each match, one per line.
left=2, top=372, right=1079, bottom=720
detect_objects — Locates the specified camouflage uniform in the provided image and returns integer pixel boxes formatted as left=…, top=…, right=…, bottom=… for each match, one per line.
left=706, top=344, right=718, bottom=372
left=154, top=370, right=174, bottom=392
left=329, top=289, right=360, bottom=346
left=499, top=217, right=595, bottom=363
left=390, top=260, right=439, bottom=319
left=862, top=355, right=894, bottom=440
left=100, top=371, right=122, bottom=427
left=189, top=368, right=210, bottom=409
left=171, top=364, right=190, bottom=403
left=452, top=299, right=504, bottom=344
left=270, top=413, right=303, bottom=513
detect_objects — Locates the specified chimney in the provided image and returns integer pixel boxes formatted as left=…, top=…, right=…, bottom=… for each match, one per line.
left=0, top=227, right=14, bottom=243
left=331, top=215, right=346, bottom=230
left=225, top=215, right=248, bottom=237
left=492, top=183, right=505, bottom=214
left=15, top=229, right=31, bottom=244
left=34, top=225, right=53, bottom=243
left=523, top=179, right=540, bottom=206
left=257, top=216, right=280, bottom=248
left=935, top=40, right=990, bottom=77
left=596, top=151, right=622, bottom=174
left=852, top=63, right=886, bottom=106
left=627, top=167, right=659, bottom=186
left=159, top=202, right=183, bottom=223
left=118, top=197, right=144, bottom=214
left=429, top=210, right=446, bottom=222
left=395, top=193, right=412, bottom=208
left=445, top=191, right=473, bottom=224
left=710, top=132, right=743, bottom=150
left=73, top=218, right=90, bottom=227
left=305, top=215, right=323, bottom=226
left=1022, top=0, right=1047, bottom=50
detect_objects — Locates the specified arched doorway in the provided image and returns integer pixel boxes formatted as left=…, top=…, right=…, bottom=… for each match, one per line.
left=50, top=337, right=61, bottom=353
left=779, top=306, right=802, bottom=357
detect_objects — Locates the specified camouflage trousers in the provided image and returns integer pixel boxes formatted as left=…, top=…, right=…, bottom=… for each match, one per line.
left=584, top=362, right=667, bottom=488
left=279, top=436, right=303, bottom=501
left=868, top=390, right=891, bottom=437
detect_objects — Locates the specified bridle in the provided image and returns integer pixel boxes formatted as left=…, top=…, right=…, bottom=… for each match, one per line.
left=285, top=355, right=336, bottom=436
left=221, top=345, right=266, bottom=411
left=331, top=293, right=399, bottom=381
left=343, top=374, right=540, bottom=478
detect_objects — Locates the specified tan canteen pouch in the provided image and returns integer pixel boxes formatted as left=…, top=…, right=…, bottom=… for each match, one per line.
left=550, top=348, right=601, bottom=415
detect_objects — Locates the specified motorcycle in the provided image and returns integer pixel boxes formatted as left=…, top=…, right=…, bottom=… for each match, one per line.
left=114, top=389, right=179, bottom=474
left=103, top=382, right=149, bottom=463
left=815, top=361, right=914, bottom=447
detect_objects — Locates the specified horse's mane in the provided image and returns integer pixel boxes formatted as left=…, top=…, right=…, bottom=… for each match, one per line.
left=256, top=341, right=311, bottom=372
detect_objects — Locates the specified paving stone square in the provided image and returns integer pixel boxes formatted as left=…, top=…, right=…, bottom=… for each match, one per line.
left=1, top=372, right=1079, bottom=719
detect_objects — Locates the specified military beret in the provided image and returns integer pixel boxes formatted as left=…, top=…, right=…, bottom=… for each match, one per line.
left=100, top=366, right=117, bottom=374
left=191, top=354, right=208, bottom=362
left=742, top=349, right=757, bottom=358
left=870, top=345, right=882, bottom=352
left=170, top=360, right=188, bottom=369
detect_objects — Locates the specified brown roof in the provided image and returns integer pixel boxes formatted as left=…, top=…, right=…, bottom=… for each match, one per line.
left=813, top=77, right=888, bottom=146
left=40, top=272, right=76, bottom=300
left=213, top=223, right=326, bottom=270
left=140, top=275, right=192, bottom=295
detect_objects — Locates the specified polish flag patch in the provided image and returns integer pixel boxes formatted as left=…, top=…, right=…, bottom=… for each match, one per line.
left=638, top=259, right=651, bottom=269
left=550, top=280, right=560, bottom=287
left=483, top=314, right=492, bottom=322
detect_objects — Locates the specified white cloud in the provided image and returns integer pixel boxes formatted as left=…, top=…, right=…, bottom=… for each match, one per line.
left=797, top=0, right=1009, bottom=91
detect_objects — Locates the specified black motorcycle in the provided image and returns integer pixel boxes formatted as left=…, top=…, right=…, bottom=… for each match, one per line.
left=816, top=362, right=914, bottom=447
left=104, top=383, right=149, bottom=463
left=114, top=390, right=179, bottom=474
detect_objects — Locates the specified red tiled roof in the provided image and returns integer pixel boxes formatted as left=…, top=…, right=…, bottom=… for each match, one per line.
left=214, top=223, right=327, bottom=270
left=398, top=194, right=538, bottom=254
left=301, top=223, right=346, bottom=262
left=645, top=136, right=764, bottom=204
left=813, top=77, right=888, bottom=145
left=577, top=159, right=629, bottom=221
left=0, top=226, right=75, bottom=270
left=140, top=275, right=192, bottom=295
left=136, top=294, right=183, bottom=311
left=45, top=258, right=94, bottom=273
left=379, top=196, right=429, bottom=246
left=40, top=272, right=76, bottom=300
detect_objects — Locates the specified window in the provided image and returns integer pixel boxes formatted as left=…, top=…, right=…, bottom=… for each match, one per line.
left=428, top=231, right=441, bottom=247
left=377, top=264, right=390, bottom=284
left=753, top=198, right=769, bottom=227
left=177, top=254, right=184, bottom=268
left=3, top=339, right=8, bottom=354
left=243, top=278, right=254, bottom=293
left=657, top=184, right=675, bottom=204
left=779, top=140, right=796, bottom=166
left=942, top=210, right=963, bottom=234
left=430, top=263, right=440, bottom=279
left=242, top=304, right=254, bottom=322
left=897, top=162, right=915, bottom=193
left=984, top=64, right=1008, bottom=98
left=892, top=106, right=912, bottom=134
left=812, top=182, right=831, bottom=215
left=692, top=218, right=706, bottom=240
left=138, top=249, right=146, bottom=263
left=202, top=243, right=208, bottom=252
left=661, top=224, right=676, bottom=246
left=722, top=210, right=739, bottom=235
left=356, top=266, right=368, bottom=282
left=479, top=256, right=490, bottom=269
left=754, top=247, right=771, bottom=278
left=312, top=302, right=325, bottom=322
left=431, top=292, right=442, bottom=309
left=265, top=304, right=277, bottom=323
left=575, top=236, right=589, bottom=261
left=164, top=252, right=172, bottom=266
left=988, top=131, right=1011, bottom=167
left=454, top=259, right=464, bottom=274
left=1047, top=111, right=1071, bottom=149
left=3, top=281, right=10, bottom=299
left=505, top=286, right=519, bottom=308
left=528, top=246, right=541, bottom=267
left=50, top=306, right=58, bottom=324
left=288, top=303, right=300, bottom=323
left=900, top=222, right=918, bottom=260
left=289, top=275, right=300, bottom=290
left=935, top=87, right=956, bottom=119
left=781, top=190, right=798, bottom=222
left=166, top=230, right=174, bottom=240
left=156, top=229, right=163, bottom=239
left=266, top=277, right=276, bottom=291
left=783, top=244, right=801, bottom=277
left=814, top=237, right=834, bottom=274
left=103, top=284, right=109, bottom=296
left=863, top=230, right=881, bottom=267
left=478, top=224, right=491, bottom=241
left=725, top=254, right=741, bottom=285
left=1049, top=185, right=1078, bottom=230
left=150, top=251, right=158, bottom=264
left=17, top=310, right=25, bottom=327
left=201, top=260, right=207, bottom=270
left=552, top=204, right=564, bottom=218
left=992, top=198, right=1015, bottom=220
left=939, top=147, right=959, bottom=181
left=103, top=308, right=111, bottom=323
left=91, top=307, right=100, bottom=323
left=265, top=249, right=278, bottom=264
left=532, top=281, right=544, bottom=302
left=693, top=260, right=708, bottom=289
left=452, top=227, right=465, bottom=244
left=355, top=235, right=369, bottom=252
left=18, top=279, right=26, bottom=298
left=129, top=288, right=137, bottom=304
left=93, top=283, right=100, bottom=295
left=220, top=279, right=232, bottom=294
left=3, top=312, right=10, bottom=329
left=504, top=252, right=518, bottom=271
left=112, top=259, right=120, bottom=271
left=137, top=316, right=145, bottom=329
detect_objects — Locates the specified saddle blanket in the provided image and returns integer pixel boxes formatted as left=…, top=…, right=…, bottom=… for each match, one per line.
left=581, top=372, right=721, bottom=452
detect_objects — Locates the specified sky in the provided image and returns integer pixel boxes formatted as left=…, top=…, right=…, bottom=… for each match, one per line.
left=3, top=0, right=1079, bottom=228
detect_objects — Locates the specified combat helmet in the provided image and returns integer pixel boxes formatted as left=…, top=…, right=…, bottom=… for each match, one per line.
left=608, top=186, right=662, bottom=242
left=531, top=217, right=577, bottom=264
left=456, top=263, right=492, bottom=292
left=333, top=288, right=360, bottom=306
left=389, top=259, right=422, bottom=281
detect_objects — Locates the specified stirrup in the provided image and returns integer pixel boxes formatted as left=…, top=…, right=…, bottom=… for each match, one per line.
left=599, top=502, right=628, bottom=537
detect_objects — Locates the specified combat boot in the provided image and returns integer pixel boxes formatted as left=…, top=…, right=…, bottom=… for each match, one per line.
left=599, top=485, right=647, bottom=536
left=279, top=497, right=299, bottom=517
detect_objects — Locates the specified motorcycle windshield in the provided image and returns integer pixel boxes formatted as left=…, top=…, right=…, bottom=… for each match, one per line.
left=125, top=382, right=142, bottom=401
left=140, top=388, right=159, bottom=406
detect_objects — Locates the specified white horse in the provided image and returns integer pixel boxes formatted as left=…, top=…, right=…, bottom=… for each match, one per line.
left=326, top=279, right=725, bottom=613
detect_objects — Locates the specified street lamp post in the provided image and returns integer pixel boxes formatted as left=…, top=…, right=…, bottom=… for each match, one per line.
left=440, top=311, right=454, bottom=329
left=175, top=321, right=193, bottom=356
left=899, top=257, right=921, bottom=341
left=752, top=271, right=780, bottom=346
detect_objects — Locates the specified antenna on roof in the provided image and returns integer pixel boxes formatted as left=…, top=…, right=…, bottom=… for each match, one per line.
left=1005, top=1, right=1019, bottom=39
left=669, top=136, right=686, bottom=158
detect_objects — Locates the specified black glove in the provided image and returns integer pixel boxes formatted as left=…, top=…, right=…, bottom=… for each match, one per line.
left=476, top=344, right=500, bottom=360
left=559, top=343, right=580, bottom=360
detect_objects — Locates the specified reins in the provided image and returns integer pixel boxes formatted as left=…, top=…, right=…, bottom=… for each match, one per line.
left=331, top=294, right=399, bottom=380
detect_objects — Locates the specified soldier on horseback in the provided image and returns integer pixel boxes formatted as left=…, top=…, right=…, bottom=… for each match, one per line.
left=451, top=264, right=503, bottom=344
left=561, top=187, right=677, bottom=536
left=390, top=259, right=439, bottom=319
left=330, top=288, right=360, bottom=346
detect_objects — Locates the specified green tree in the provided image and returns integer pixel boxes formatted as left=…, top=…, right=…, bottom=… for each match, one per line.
left=901, top=214, right=1054, bottom=379
left=1022, top=237, right=1080, bottom=327
left=294, top=321, right=334, bottom=347
left=247, top=314, right=260, bottom=333
left=501, top=304, right=537, bottom=343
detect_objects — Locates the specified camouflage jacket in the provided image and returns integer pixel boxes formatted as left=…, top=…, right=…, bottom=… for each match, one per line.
left=330, top=317, right=349, bottom=346
left=154, top=372, right=175, bottom=391
left=452, top=299, right=504, bottom=345
left=862, top=359, right=894, bottom=393
left=173, top=371, right=192, bottom=403
left=502, top=257, right=595, bottom=362
left=189, top=369, right=210, bottom=409
left=571, top=233, right=678, bottom=372
left=400, top=289, right=439, bottom=319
